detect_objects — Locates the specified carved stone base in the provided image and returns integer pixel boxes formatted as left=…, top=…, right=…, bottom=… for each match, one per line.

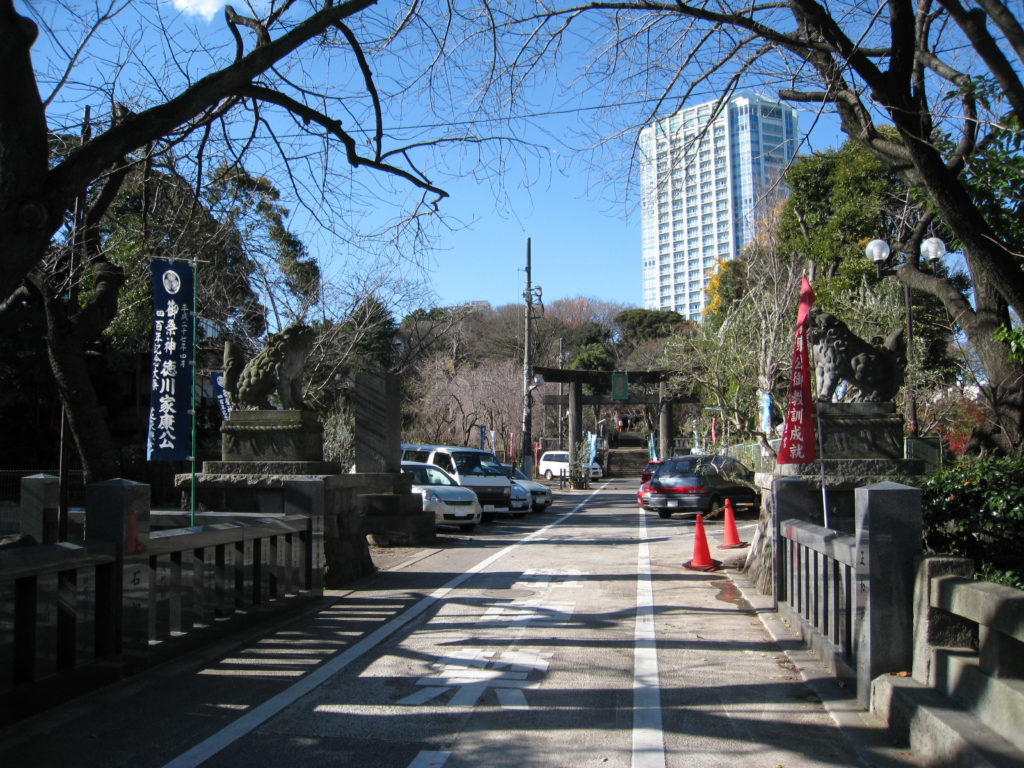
left=816, top=402, right=903, bottom=459
left=221, top=409, right=324, bottom=462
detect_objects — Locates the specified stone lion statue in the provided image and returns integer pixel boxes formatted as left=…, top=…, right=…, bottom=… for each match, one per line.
left=807, top=308, right=905, bottom=402
left=223, top=323, right=316, bottom=410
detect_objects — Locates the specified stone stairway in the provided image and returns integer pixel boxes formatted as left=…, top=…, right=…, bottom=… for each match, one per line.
left=605, top=431, right=651, bottom=479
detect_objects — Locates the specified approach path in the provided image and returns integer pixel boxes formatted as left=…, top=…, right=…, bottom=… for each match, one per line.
left=0, top=479, right=918, bottom=767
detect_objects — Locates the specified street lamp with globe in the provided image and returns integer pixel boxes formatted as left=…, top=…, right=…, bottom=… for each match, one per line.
left=862, top=237, right=946, bottom=436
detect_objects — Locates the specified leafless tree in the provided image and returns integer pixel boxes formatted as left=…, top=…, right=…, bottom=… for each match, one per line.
left=410, top=0, right=1024, bottom=450
left=0, top=1, right=483, bottom=479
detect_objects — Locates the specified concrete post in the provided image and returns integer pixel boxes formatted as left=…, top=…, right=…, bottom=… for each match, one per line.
left=853, top=481, right=922, bottom=708
left=20, top=474, right=59, bottom=544
left=912, top=556, right=974, bottom=685
left=86, top=479, right=151, bottom=666
left=283, top=479, right=325, bottom=597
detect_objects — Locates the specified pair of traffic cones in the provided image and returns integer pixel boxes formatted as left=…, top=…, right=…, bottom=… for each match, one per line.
left=683, top=499, right=747, bottom=572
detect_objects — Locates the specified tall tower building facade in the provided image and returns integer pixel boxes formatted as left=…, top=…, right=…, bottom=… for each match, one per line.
left=639, top=93, right=799, bottom=319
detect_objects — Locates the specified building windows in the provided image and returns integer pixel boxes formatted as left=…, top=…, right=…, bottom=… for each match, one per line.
left=640, top=93, right=797, bottom=320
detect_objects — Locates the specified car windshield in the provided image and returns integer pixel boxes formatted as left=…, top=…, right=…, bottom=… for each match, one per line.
left=654, top=457, right=711, bottom=483
left=452, top=451, right=505, bottom=476
left=403, top=464, right=456, bottom=486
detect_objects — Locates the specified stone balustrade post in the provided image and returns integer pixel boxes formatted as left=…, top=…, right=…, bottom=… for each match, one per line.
left=86, top=479, right=151, bottom=667
left=20, top=474, right=59, bottom=544
left=283, top=479, right=325, bottom=596
left=854, top=481, right=922, bottom=707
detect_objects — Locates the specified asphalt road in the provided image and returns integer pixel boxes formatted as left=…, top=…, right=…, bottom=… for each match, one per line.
left=0, top=478, right=919, bottom=768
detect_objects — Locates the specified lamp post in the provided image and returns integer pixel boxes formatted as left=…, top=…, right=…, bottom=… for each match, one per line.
left=863, top=237, right=945, bottom=437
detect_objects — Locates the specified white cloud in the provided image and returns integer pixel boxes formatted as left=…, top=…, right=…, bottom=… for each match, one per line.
left=171, top=0, right=225, bottom=22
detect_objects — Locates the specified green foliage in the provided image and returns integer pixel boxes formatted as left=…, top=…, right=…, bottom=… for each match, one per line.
left=994, top=325, right=1024, bottom=366
left=957, top=114, right=1024, bottom=250
left=570, top=343, right=615, bottom=372
left=703, top=258, right=748, bottom=323
left=614, top=308, right=687, bottom=343
left=778, top=143, right=903, bottom=280
left=100, top=163, right=268, bottom=354
left=343, top=294, right=398, bottom=373
left=921, top=455, right=1024, bottom=587
left=323, top=401, right=355, bottom=468
left=206, top=164, right=321, bottom=307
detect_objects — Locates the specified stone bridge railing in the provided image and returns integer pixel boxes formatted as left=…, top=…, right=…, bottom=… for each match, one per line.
left=776, top=482, right=922, bottom=708
left=0, top=476, right=325, bottom=726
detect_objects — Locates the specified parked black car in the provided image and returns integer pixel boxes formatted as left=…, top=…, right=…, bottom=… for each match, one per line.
left=646, top=455, right=759, bottom=519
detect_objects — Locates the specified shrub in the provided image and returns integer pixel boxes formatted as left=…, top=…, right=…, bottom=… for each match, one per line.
left=921, top=454, right=1024, bottom=588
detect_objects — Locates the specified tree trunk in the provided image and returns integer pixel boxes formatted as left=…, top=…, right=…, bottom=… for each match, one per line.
left=0, top=5, right=53, bottom=305
left=46, top=324, right=121, bottom=483
left=35, top=261, right=126, bottom=483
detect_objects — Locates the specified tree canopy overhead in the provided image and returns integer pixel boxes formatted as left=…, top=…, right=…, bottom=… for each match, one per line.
left=1, top=0, right=456, bottom=308
left=410, top=0, right=1024, bottom=450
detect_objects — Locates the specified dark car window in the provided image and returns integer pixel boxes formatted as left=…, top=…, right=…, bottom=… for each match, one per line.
left=452, top=451, right=505, bottom=476
left=654, top=457, right=704, bottom=483
left=432, top=454, right=456, bottom=474
left=720, top=459, right=753, bottom=481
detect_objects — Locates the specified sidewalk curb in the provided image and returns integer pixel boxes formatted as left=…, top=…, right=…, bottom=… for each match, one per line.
left=726, top=563, right=923, bottom=767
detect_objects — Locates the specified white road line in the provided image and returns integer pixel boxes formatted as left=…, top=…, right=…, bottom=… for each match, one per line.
left=632, top=507, right=666, bottom=768
left=407, top=751, right=450, bottom=768
left=162, top=492, right=602, bottom=768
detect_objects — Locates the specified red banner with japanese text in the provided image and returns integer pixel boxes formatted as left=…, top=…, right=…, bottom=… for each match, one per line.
left=777, top=276, right=817, bottom=464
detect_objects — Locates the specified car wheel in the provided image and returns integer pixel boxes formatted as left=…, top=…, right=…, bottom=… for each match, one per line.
left=657, top=510, right=673, bottom=519
left=459, top=523, right=477, bottom=532
left=544, top=469, right=553, bottom=480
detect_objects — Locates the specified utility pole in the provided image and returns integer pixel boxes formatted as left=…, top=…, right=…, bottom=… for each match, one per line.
left=557, top=337, right=564, bottom=447
left=521, top=239, right=542, bottom=477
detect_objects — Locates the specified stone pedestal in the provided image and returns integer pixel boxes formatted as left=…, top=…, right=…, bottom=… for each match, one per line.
left=351, top=372, right=401, bottom=473
left=815, top=402, right=903, bottom=459
left=221, top=410, right=324, bottom=462
left=745, top=403, right=926, bottom=597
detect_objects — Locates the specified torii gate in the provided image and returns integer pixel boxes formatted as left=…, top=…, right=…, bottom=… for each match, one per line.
left=533, top=367, right=696, bottom=464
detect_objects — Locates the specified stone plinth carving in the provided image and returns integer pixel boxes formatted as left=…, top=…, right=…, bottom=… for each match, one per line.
left=221, top=409, right=324, bottom=463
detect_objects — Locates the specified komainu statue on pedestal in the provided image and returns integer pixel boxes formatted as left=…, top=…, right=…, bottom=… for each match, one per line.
left=808, top=308, right=906, bottom=402
left=223, top=323, right=315, bottom=410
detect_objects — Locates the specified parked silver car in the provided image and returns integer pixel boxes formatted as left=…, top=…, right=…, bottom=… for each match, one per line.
left=500, top=464, right=553, bottom=512
left=401, top=461, right=482, bottom=532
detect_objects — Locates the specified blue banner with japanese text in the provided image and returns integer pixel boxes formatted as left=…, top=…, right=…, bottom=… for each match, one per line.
left=211, top=370, right=232, bottom=421
left=146, top=259, right=194, bottom=460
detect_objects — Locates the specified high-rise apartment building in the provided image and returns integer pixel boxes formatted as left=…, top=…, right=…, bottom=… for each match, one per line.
left=639, top=93, right=799, bottom=319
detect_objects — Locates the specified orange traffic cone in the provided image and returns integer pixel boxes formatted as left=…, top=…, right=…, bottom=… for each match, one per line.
left=684, top=514, right=721, bottom=571
left=720, top=499, right=748, bottom=549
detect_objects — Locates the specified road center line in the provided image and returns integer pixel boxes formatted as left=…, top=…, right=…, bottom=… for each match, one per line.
left=162, top=491, right=602, bottom=768
left=632, top=507, right=666, bottom=768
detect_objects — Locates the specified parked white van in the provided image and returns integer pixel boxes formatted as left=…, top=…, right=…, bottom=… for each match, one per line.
left=400, top=444, right=512, bottom=517
left=537, top=450, right=603, bottom=481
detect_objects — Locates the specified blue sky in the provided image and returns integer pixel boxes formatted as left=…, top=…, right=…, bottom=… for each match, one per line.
left=56, top=0, right=849, bottom=313
left=161, top=1, right=850, bottom=312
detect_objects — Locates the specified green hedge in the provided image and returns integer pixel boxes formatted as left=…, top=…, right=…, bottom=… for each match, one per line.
left=921, top=454, right=1024, bottom=590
